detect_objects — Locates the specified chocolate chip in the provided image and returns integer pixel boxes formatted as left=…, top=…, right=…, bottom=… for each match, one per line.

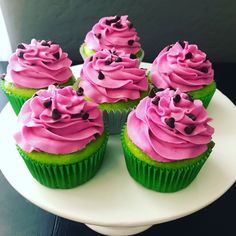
left=166, top=45, right=172, bottom=51
left=114, top=22, right=122, bottom=28
left=95, top=33, right=101, bottom=39
left=42, top=61, right=49, bottom=65
left=200, top=67, right=208, bottom=73
left=128, top=22, right=133, bottom=29
left=115, top=57, right=122, bottom=62
left=71, top=113, right=81, bottom=118
left=114, top=15, right=121, bottom=22
left=81, top=111, right=89, bottom=120
left=17, top=44, right=25, bottom=49
left=89, top=56, right=93, bottom=61
left=33, top=93, right=38, bottom=97
left=0, top=73, right=6, bottom=80
left=178, top=40, right=185, bottom=49
left=105, top=19, right=111, bottom=25
left=148, top=87, right=157, bottom=98
left=104, top=58, right=112, bottom=65
left=128, top=39, right=134, bottom=46
left=185, top=52, right=192, bottom=59
left=184, top=124, right=196, bottom=134
left=98, top=71, right=105, bottom=80
left=41, top=42, right=50, bottom=47
left=94, top=133, right=100, bottom=138
left=53, top=52, right=60, bottom=59
left=152, top=96, right=160, bottom=105
left=169, top=87, right=176, bottom=91
left=173, top=94, right=181, bottom=103
left=52, top=109, right=61, bottom=120
left=187, top=94, right=194, bottom=102
left=165, top=117, right=175, bottom=128
left=157, top=88, right=165, bottom=92
left=18, top=51, right=24, bottom=59
left=76, top=87, right=84, bottom=96
left=187, top=113, right=196, bottom=121
left=130, top=54, right=136, bottom=59
left=43, top=99, right=52, bottom=108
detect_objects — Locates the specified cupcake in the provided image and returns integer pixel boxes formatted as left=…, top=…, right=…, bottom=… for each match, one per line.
left=0, top=39, right=75, bottom=115
left=14, top=85, right=108, bottom=189
left=78, top=49, right=148, bottom=134
left=80, top=15, right=144, bottom=62
left=121, top=88, right=215, bottom=192
left=149, top=40, right=216, bottom=108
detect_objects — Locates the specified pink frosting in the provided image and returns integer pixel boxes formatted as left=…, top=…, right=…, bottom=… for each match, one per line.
left=150, top=41, right=214, bottom=92
left=84, top=15, right=141, bottom=54
left=127, top=89, right=214, bottom=162
left=14, top=85, right=104, bottom=154
left=7, top=39, right=73, bottom=89
left=80, top=49, right=148, bottom=103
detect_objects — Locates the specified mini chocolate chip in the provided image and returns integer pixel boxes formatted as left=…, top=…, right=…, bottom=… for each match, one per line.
left=166, top=45, right=172, bottom=51
left=0, top=73, right=6, bottom=80
left=115, top=57, right=122, bottom=62
left=43, top=99, right=52, bottom=108
left=165, top=117, right=175, bottom=128
left=18, top=51, right=24, bottom=59
left=173, top=94, right=181, bottom=103
left=52, top=109, right=61, bottom=120
left=152, top=96, right=160, bottom=105
left=81, top=111, right=89, bottom=120
left=169, top=87, right=176, bottom=91
left=33, top=93, right=38, bottom=97
left=104, top=58, right=112, bottom=65
left=130, top=54, right=136, bottom=59
left=187, top=94, right=194, bottom=102
left=17, top=44, right=25, bottom=49
left=178, top=40, right=185, bottom=49
left=89, top=56, right=93, bottom=61
left=128, top=39, right=134, bottom=46
left=148, top=87, right=157, bottom=98
left=128, top=22, right=133, bottom=29
left=94, top=133, right=100, bottom=138
left=184, top=124, right=196, bottom=134
left=187, top=113, right=196, bottom=121
left=112, top=51, right=118, bottom=56
left=185, top=52, right=192, bottom=59
left=42, top=61, right=49, bottom=65
left=114, top=22, right=122, bottom=28
left=200, top=67, right=208, bottom=73
left=41, top=42, right=50, bottom=47
left=71, top=113, right=81, bottom=118
left=77, top=87, right=84, bottom=96
left=114, top=15, right=121, bottom=21
left=157, top=88, right=165, bottom=92
left=105, top=19, right=111, bottom=25
left=98, top=71, right=105, bottom=80
left=53, top=52, right=60, bottom=59
left=95, top=33, right=101, bottom=39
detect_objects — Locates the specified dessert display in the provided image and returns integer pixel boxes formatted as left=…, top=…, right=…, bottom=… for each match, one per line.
left=149, top=40, right=216, bottom=108
left=80, top=15, right=144, bottom=62
left=0, top=39, right=75, bottom=115
left=78, top=48, right=148, bottom=134
left=121, top=88, right=215, bottom=192
left=14, top=85, right=108, bottom=188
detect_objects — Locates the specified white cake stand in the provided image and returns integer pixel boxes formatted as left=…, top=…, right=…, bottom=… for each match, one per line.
left=0, top=63, right=236, bottom=236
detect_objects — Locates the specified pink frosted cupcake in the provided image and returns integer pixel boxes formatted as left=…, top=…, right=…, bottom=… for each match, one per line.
left=121, top=88, right=215, bottom=192
left=77, top=48, right=148, bottom=134
left=14, top=85, right=108, bottom=188
left=149, top=40, right=216, bottom=108
left=0, top=39, right=75, bottom=115
left=80, top=15, right=144, bottom=62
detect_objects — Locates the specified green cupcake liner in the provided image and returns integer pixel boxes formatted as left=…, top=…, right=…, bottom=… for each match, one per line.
left=103, top=107, right=133, bottom=135
left=16, top=132, right=108, bottom=189
left=121, top=127, right=214, bottom=192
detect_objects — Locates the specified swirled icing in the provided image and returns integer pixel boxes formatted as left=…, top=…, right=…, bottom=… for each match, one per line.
left=7, top=39, right=73, bottom=88
left=150, top=41, right=214, bottom=92
left=14, top=85, right=104, bottom=154
left=127, top=88, right=214, bottom=162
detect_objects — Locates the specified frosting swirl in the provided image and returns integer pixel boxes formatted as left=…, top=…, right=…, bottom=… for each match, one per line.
left=84, top=15, right=141, bottom=54
left=14, top=85, right=104, bottom=154
left=127, top=89, right=214, bottom=162
left=7, top=39, right=73, bottom=89
left=150, top=41, right=214, bottom=92
left=80, top=49, right=148, bottom=103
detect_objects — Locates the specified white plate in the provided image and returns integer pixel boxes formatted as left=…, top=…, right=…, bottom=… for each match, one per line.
left=1, top=63, right=236, bottom=235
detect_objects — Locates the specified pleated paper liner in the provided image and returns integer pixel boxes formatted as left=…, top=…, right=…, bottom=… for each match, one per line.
left=121, top=126, right=214, bottom=193
left=16, top=131, right=109, bottom=189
